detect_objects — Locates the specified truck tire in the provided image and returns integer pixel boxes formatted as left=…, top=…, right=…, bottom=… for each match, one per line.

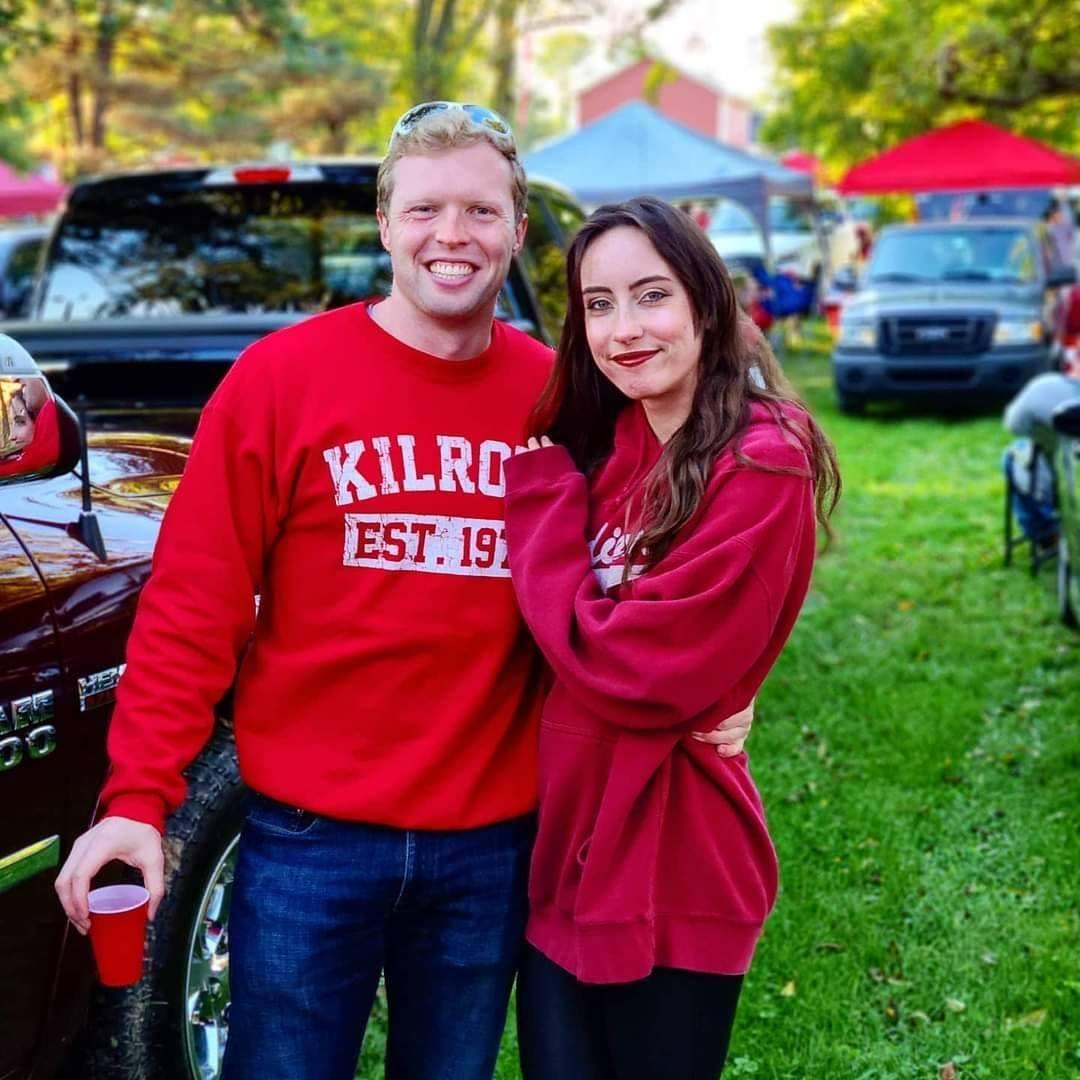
left=76, top=726, right=245, bottom=1080
left=1059, top=535, right=1079, bottom=630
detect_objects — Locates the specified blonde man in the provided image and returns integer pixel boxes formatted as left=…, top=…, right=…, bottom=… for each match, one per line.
left=56, top=102, right=553, bottom=1080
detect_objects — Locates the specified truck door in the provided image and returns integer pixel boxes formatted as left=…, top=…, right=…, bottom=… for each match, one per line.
left=0, top=515, right=67, bottom=1080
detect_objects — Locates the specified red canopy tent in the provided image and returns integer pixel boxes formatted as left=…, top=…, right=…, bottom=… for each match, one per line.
left=780, top=150, right=824, bottom=180
left=0, top=161, right=67, bottom=216
left=837, top=119, right=1080, bottom=194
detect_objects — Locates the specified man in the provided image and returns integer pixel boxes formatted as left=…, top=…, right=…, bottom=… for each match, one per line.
left=1042, top=199, right=1075, bottom=272
left=56, top=103, right=750, bottom=1080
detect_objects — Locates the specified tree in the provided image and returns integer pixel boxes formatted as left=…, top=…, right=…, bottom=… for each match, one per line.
left=406, top=0, right=494, bottom=104
left=535, top=29, right=590, bottom=131
left=13, top=0, right=301, bottom=174
left=761, top=0, right=1079, bottom=169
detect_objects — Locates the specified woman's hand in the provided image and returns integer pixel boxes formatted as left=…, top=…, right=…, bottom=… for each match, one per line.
left=690, top=699, right=754, bottom=757
left=519, top=436, right=554, bottom=454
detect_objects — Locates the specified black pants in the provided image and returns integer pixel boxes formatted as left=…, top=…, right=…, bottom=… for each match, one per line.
left=516, top=944, right=744, bottom=1080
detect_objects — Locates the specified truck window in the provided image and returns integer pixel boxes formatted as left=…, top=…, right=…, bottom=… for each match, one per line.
left=521, top=190, right=581, bottom=342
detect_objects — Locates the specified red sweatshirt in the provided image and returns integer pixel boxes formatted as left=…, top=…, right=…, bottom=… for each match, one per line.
left=102, top=304, right=553, bottom=834
left=503, top=400, right=818, bottom=984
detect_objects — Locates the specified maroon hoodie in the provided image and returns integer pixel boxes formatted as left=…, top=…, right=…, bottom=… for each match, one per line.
left=504, top=400, right=818, bottom=984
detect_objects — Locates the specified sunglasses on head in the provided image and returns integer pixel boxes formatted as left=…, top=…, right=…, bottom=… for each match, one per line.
left=389, top=102, right=515, bottom=149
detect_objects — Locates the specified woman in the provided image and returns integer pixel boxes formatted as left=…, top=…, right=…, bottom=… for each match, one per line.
left=504, top=196, right=840, bottom=1079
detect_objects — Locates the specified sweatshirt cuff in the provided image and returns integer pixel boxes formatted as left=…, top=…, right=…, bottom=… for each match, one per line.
left=102, top=794, right=167, bottom=836
left=505, top=445, right=577, bottom=491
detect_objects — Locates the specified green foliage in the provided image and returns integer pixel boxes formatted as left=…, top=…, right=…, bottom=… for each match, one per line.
left=1, top=0, right=693, bottom=175
left=2, top=0, right=495, bottom=174
left=762, top=0, right=1080, bottom=169
left=641, top=59, right=679, bottom=105
left=353, top=327, right=1080, bottom=1076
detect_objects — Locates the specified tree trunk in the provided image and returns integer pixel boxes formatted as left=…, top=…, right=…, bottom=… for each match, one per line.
left=67, top=73, right=84, bottom=146
left=492, top=0, right=518, bottom=119
left=90, top=0, right=117, bottom=149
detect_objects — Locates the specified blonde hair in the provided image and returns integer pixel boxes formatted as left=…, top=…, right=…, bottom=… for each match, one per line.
left=377, top=108, right=528, bottom=222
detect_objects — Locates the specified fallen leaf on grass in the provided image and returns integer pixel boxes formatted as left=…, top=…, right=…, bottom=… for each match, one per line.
left=940, top=1064, right=957, bottom=1080
left=779, top=980, right=796, bottom=997
left=814, top=942, right=845, bottom=953
left=1006, top=1008, right=1047, bottom=1030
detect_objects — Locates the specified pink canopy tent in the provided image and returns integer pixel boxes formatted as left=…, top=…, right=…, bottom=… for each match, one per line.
left=837, top=119, right=1080, bottom=194
left=0, top=161, right=67, bottom=216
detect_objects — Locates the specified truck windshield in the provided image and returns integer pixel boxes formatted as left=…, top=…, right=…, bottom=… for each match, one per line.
left=34, top=179, right=393, bottom=321
left=866, top=227, right=1040, bottom=285
left=708, top=197, right=815, bottom=235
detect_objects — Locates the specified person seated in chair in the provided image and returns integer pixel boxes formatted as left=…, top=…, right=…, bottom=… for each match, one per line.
left=1003, top=366, right=1080, bottom=547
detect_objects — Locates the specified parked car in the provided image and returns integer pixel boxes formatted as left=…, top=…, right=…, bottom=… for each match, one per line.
left=832, top=220, right=1077, bottom=413
left=708, top=196, right=825, bottom=283
left=0, top=225, right=47, bottom=319
left=5, top=161, right=583, bottom=432
left=0, top=161, right=584, bottom=1080
left=1052, top=399, right=1080, bottom=627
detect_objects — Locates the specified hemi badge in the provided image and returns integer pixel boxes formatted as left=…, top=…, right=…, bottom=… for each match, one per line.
left=78, top=664, right=126, bottom=712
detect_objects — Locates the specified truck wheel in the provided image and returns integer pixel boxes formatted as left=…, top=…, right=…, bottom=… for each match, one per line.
left=77, top=727, right=244, bottom=1080
left=836, top=390, right=866, bottom=415
left=1059, top=535, right=1079, bottom=630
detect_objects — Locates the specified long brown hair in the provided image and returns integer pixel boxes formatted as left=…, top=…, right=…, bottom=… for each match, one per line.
left=529, top=196, right=840, bottom=573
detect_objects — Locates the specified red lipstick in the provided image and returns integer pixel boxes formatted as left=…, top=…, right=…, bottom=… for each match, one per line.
left=611, top=349, right=658, bottom=368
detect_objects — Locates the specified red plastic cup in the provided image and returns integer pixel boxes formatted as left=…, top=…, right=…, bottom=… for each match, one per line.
left=87, top=884, right=149, bottom=987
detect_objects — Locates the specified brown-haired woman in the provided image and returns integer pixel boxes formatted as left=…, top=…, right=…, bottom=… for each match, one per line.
left=503, top=196, right=840, bottom=1079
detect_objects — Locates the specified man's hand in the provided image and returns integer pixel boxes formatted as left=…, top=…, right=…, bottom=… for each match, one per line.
left=690, top=700, right=755, bottom=757
left=55, top=817, right=165, bottom=935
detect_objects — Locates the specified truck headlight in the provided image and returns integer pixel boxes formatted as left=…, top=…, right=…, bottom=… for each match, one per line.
left=837, top=320, right=876, bottom=348
left=993, top=320, right=1043, bottom=346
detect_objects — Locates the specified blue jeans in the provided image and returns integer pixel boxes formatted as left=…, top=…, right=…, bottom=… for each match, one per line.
left=220, top=792, right=533, bottom=1080
left=1004, top=443, right=1059, bottom=544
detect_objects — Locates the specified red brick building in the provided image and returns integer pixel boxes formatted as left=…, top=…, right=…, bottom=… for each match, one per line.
left=577, top=59, right=754, bottom=148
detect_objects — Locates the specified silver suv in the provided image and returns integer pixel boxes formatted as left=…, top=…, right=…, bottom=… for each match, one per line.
left=832, top=221, right=1076, bottom=413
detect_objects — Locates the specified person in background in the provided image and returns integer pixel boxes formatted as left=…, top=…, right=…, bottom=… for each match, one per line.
left=1042, top=199, right=1075, bottom=271
left=505, top=196, right=840, bottom=1079
left=1002, top=365, right=1080, bottom=548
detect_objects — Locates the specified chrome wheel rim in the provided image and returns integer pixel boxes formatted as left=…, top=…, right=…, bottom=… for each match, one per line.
left=183, top=834, right=239, bottom=1080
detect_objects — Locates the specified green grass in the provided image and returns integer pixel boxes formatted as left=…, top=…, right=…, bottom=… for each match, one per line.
left=358, top=322, right=1080, bottom=1078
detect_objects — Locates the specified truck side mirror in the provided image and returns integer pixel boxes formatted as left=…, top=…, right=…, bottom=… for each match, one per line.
left=1051, top=400, right=1080, bottom=440
left=0, top=334, right=81, bottom=485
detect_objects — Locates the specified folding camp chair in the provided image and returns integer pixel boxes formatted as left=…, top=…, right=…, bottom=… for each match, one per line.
left=1003, top=427, right=1058, bottom=576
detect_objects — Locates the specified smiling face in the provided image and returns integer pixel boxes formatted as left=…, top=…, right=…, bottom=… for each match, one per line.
left=580, top=225, right=702, bottom=439
left=7, top=392, right=33, bottom=450
left=377, top=142, right=526, bottom=331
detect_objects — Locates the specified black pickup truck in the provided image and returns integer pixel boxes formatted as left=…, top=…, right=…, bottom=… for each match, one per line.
left=3, top=160, right=583, bottom=431
left=0, top=160, right=583, bottom=1080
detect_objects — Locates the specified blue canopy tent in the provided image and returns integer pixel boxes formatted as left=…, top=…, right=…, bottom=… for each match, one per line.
left=524, top=101, right=813, bottom=258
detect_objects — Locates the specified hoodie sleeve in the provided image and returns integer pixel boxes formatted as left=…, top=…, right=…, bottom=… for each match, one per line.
left=504, top=440, right=815, bottom=733
left=100, top=352, right=284, bottom=833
